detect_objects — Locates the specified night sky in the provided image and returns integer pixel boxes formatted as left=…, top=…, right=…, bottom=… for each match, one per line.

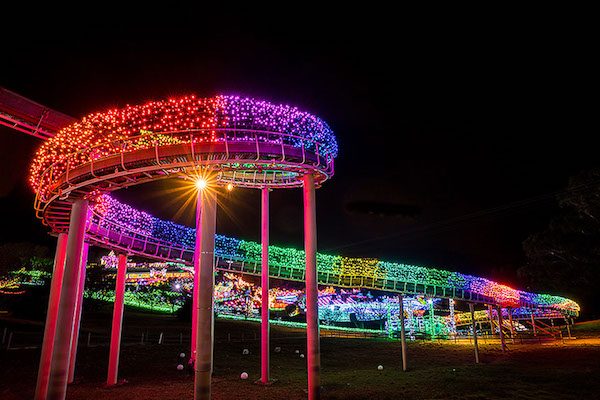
left=0, top=8, right=595, bottom=288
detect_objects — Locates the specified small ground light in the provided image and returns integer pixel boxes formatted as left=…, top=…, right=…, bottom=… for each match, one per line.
left=196, top=178, right=207, bottom=190
left=179, top=353, right=185, bottom=358
left=378, top=365, right=384, bottom=370
left=300, top=354, right=305, bottom=358
left=177, top=364, right=184, bottom=371
left=240, top=372, right=248, bottom=380
left=226, top=183, right=234, bottom=191
left=242, top=349, right=249, bottom=355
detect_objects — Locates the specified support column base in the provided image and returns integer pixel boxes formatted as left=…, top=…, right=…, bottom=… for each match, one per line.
left=254, top=378, right=277, bottom=386
left=104, top=379, right=128, bottom=388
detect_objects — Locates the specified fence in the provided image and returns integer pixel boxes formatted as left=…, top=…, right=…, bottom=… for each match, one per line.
left=0, top=322, right=572, bottom=351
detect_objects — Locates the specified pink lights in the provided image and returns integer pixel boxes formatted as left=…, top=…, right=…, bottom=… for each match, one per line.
left=89, top=195, right=580, bottom=315
left=29, top=95, right=338, bottom=199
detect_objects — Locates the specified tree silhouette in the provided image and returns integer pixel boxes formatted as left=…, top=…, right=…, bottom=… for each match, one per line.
left=518, top=169, right=600, bottom=318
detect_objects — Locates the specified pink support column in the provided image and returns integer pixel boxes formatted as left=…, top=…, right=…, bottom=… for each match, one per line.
left=488, top=305, right=495, bottom=336
left=194, top=189, right=217, bottom=400
left=68, top=242, right=89, bottom=383
left=507, top=307, right=515, bottom=341
left=398, top=294, right=407, bottom=371
left=47, top=199, right=89, bottom=400
left=260, top=187, right=270, bottom=383
left=303, top=173, right=320, bottom=400
left=191, top=196, right=202, bottom=364
left=531, top=311, right=537, bottom=336
left=497, top=306, right=508, bottom=352
left=107, top=253, right=128, bottom=386
left=34, top=233, right=68, bottom=400
left=469, top=303, right=480, bottom=364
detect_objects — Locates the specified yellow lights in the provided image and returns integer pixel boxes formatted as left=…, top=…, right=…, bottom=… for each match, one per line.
left=226, top=183, right=234, bottom=192
left=196, top=178, right=208, bottom=190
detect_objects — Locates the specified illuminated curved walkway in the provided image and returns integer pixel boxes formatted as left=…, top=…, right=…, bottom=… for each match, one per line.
left=85, top=195, right=579, bottom=316
left=27, top=95, right=578, bottom=318
left=20, top=93, right=579, bottom=400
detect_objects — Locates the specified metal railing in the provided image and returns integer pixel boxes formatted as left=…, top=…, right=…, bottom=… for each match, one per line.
left=87, top=211, right=494, bottom=304
left=82, top=211, right=580, bottom=318
left=34, top=128, right=334, bottom=205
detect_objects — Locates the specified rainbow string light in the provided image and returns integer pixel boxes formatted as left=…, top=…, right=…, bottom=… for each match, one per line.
left=29, top=95, right=338, bottom=197
left=93, top=195, right=580, bottom=315
left=27, top=94, right=578, bottom=316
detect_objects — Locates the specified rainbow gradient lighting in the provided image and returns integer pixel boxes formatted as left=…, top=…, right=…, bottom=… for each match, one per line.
left=93, top=195, right=580, bottom=316
left=28, top=94, right=579, bottom=318
left=30, top=95, right=337, bottom=198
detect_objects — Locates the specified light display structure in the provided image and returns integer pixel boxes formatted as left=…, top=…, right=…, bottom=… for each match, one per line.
left=30, top=95, right=336, bottom=400
left=27, top=94, right=579, bottom=400
left=89, top=194, right=579, bottom=316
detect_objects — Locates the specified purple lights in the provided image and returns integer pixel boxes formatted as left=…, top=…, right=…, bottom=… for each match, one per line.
left=30, top=95, right=338, bottom=197
left=92, top=195, right=580, bottom=315
left=219, top=96, right=338, bottom=158
left=27, top=94, right=579, bottom=317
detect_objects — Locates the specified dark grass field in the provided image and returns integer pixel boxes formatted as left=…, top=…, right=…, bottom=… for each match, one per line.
left=573, top=319, right=600, bottom=337
left=1, top=311, right=600, bottom=400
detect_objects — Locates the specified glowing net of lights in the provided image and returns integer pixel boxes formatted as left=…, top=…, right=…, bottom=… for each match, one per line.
left=29, top=95, right=338, bottom=197
left=84, top=265, right=452, bottom=336
left=91, top=195, right=580, bottom=315
left=212, top=275, right=450, bottom=336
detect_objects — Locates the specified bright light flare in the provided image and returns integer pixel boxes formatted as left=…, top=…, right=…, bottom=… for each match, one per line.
left=196, top=178, right=208, bottom=190
left=226, top=183, right=234, bottom=191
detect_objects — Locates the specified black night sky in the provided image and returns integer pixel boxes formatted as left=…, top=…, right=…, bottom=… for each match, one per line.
left=0, top=7, right=595, bottom=290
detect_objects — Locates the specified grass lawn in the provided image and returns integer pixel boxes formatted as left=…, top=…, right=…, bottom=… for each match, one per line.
left=573, top=319, right=600, bottom=337
left=1, top=312, right=599, bottom=400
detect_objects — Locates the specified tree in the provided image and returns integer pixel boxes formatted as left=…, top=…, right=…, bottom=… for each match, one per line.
left=518, top=169, right=600, bottom=318
left=0, top=242, right=51, bottom=276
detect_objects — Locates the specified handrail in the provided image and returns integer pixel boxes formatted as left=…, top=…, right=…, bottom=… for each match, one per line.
left=83, top=209, right=587, bottom=315
left=36, top=128, right=331, bottom=187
